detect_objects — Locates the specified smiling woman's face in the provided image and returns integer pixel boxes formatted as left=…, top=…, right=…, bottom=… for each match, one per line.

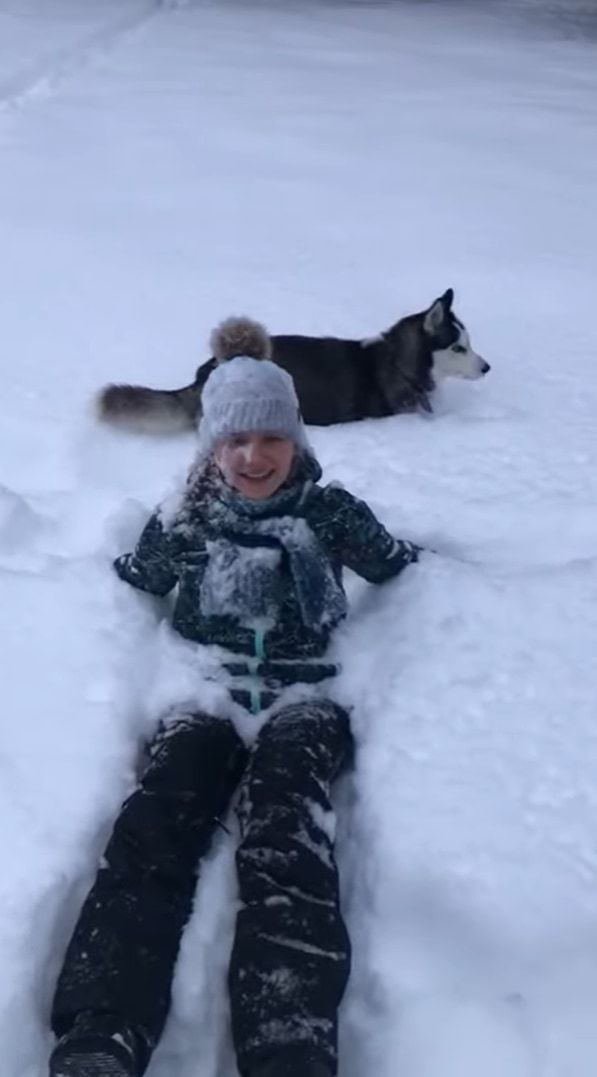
left=214, top=432, right=295, bottom=500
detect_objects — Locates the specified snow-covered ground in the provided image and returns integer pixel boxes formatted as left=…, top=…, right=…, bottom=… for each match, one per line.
left=1, top=1, right=597, bottom=1075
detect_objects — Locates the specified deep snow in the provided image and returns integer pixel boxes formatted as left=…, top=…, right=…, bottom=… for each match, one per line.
left=1, top=1, right=597, bottom=1076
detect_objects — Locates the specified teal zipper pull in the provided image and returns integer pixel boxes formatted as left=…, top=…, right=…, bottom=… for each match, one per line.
left=254, top=627, right=265, bottom=660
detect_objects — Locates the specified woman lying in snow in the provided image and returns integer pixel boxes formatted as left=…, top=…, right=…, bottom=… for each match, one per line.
left=49, top=317, right=422, bottom=1077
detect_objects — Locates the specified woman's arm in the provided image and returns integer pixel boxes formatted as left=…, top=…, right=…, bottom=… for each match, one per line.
left=322, top=485, right=420, bottom=583
left=114, top=511, right=178, bottom=596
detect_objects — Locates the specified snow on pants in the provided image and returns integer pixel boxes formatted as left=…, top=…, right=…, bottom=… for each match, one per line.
left=51, top=699, right=353, bottom=1076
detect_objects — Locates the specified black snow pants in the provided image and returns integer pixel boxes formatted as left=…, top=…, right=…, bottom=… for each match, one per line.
left=51, top=699, right=353, bottom=1076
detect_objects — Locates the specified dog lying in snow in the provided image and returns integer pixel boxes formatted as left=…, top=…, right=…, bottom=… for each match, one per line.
left=97, top=288, right=490, bottom=432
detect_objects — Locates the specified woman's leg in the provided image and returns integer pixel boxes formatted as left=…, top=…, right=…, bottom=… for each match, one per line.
left=229, top=698, right=353, bottom=1077
left=51, top=711, right=247, bottom=1076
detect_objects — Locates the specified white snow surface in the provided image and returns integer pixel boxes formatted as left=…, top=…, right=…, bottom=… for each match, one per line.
left=1, top=1, right=597, bottom=1075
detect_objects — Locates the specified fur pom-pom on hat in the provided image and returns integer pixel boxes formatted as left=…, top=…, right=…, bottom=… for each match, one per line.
left=210, top=316, right=272, bottom=364
left=196, top=315, right=312, bottom=460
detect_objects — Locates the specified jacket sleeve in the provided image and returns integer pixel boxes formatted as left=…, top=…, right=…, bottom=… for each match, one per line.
left=323, top=485, right=420, bottom=583
left=113, top=511, right=178, bottom=596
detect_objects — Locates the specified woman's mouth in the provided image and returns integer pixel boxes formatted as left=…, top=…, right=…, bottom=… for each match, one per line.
left=239, top=470, right=274, bottom=482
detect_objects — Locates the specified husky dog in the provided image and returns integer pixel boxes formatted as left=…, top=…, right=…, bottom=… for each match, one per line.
left=97, top=288, right=490, bottom=433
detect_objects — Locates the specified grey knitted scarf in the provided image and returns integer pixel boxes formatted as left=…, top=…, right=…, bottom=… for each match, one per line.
left=195, top=458, right=347, bottom=634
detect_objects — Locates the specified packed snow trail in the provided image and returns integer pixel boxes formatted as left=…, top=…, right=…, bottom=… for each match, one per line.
left=1, top=2, right=597, bottom=1077
left=0, top=0, right=164, bottom=109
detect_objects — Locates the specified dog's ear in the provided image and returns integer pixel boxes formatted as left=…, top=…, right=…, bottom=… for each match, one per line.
left=423, top=296, right=447, bottom=333
left=423, top=288, right=454, bottom=332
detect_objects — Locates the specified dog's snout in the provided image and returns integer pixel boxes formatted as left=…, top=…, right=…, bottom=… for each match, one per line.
left=481, top=360, right=491, bottom=375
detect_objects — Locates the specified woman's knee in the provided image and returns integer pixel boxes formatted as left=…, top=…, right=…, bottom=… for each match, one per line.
left=267, top=698, right=351, bottom=747
left=142, top=711, right=247, bottom=795
left=267, top=698, right=349, bottom=736
left=108, top=712, right=246, bottom=881
left=251, top=699, right=353, bottom=783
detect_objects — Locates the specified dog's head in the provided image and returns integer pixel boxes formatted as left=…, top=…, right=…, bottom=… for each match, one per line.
left=424, top=288, right=490, bottom=381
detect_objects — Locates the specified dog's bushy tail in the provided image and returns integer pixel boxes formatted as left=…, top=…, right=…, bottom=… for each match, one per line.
left=210, top=316, right=272, bottom=363
left=96, top=316, right=270, bottom=434
left=96, top=381, right=199, bottom=434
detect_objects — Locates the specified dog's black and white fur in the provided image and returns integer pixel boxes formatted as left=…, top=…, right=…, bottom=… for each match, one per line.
left=97, top=288, right=490, bottom=433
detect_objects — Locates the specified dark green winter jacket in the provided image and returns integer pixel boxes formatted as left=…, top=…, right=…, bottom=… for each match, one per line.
left=115, top=466, right=418, bottom=708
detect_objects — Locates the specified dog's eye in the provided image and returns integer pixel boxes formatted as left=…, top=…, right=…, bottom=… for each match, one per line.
left=451, top=344, right=466, bottom=354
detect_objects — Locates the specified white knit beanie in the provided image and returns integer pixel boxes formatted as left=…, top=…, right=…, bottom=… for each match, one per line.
left=196, top=316, right=311, bottom=457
